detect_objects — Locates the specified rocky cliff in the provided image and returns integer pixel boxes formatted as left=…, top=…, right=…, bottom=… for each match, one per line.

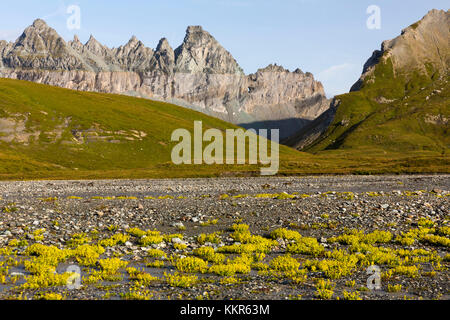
left=0, top=20, right=330, bottom=139
left=351, top=9, right=449, bottom=92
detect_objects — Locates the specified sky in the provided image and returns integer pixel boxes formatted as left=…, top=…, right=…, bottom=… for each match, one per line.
left=0, top=0, right=448, bottom=97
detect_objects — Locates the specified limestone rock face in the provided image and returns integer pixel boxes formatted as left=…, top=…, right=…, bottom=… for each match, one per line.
left=149, top=38, right=175, bottom=74
left=0, top=41, right=12, bottom=68
left=244, top=65, right=327, bottom=118
left=3, top=19, right=87, bottom=70
left=384, top=9, right=449, bottom=71
left=113, top=36, right=155, bottom=71
left=352, top=9, right=449, bottom=91
left=0, top=19, right=331, bottom=139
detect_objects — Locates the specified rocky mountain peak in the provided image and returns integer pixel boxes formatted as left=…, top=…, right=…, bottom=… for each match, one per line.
left=155, top=38, right=172, bottom=52
left=420, top=8, right=447, bottom=23
left=117, top=35, right=150, bottom=52
left=85, top=34, right=104, bottom=48
left=123, top=36, right=144, bottom=50
left=116, top=36, right=154, bottom=71
left=2, top=18, right=87, bottom=70
left=128, top=35, right=138, bottom=44
left=149, top=38, right=175, bottom=73
left=85, top=35, right=109, bottom=55
left=15, top=19, right=63, bottom=51
left=182, top=25, right=211, bottom=46
left=351, top=9, right=449, bottom=91
left=174, top=25, right=244, bottom=75
left=257, top=64, right=290, bottom=73
left=186, top=25, right=205, bottom=34
left=69, top=35, right=83, bottom=51
left=32, top=18, right=49, bottom=30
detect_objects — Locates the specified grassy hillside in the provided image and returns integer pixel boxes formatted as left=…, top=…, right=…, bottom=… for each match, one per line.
left=0, top=78, right=303, bottom=179
left=302, top=10, right=449, bottom=163
left=0, top=78, right=448, bottom=180
left=305, top=53, right=449, bottom=159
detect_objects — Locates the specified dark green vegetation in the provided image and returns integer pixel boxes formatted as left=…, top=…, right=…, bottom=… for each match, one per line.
left=0, top=78, right=448, bottom=180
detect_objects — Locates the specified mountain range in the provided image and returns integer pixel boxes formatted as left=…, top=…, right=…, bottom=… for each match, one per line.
left=0, top=20, right=329, bottom=140
left=0, top=9, right=448, bottom=179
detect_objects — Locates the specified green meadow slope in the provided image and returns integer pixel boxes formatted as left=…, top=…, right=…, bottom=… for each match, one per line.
left=307, top=61, right=449, bottom=156
left=0, top=78, right=305, bottom=179
left=0, top=78, right=448, bottom=180
left=305, top=10, right=449, bottom=161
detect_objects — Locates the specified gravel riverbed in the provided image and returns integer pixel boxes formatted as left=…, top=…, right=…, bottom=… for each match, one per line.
left=0, top=175, right=448, bottom=300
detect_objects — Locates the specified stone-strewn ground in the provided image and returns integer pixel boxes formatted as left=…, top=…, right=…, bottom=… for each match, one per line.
left=0, top=175, right=448, bottom=300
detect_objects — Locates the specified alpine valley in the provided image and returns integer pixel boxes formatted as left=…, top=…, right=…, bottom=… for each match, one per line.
left=0, top=9, right=448, bottom=179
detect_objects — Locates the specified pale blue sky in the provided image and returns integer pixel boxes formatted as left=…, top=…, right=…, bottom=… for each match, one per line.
left=0, top=0, right=448, bottom=97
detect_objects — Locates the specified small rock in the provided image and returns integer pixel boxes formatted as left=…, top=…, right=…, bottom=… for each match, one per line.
left=172, top=222, right=185, bottom=229
left=125, top=241, right=133, bottom=248
left=171, top=237, right=184, bottom=244
left=277, top=238, right=286, bottom=247
left=3, top=231, right=12, bottom=237
left=10, top=272, right=24, bottom=277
